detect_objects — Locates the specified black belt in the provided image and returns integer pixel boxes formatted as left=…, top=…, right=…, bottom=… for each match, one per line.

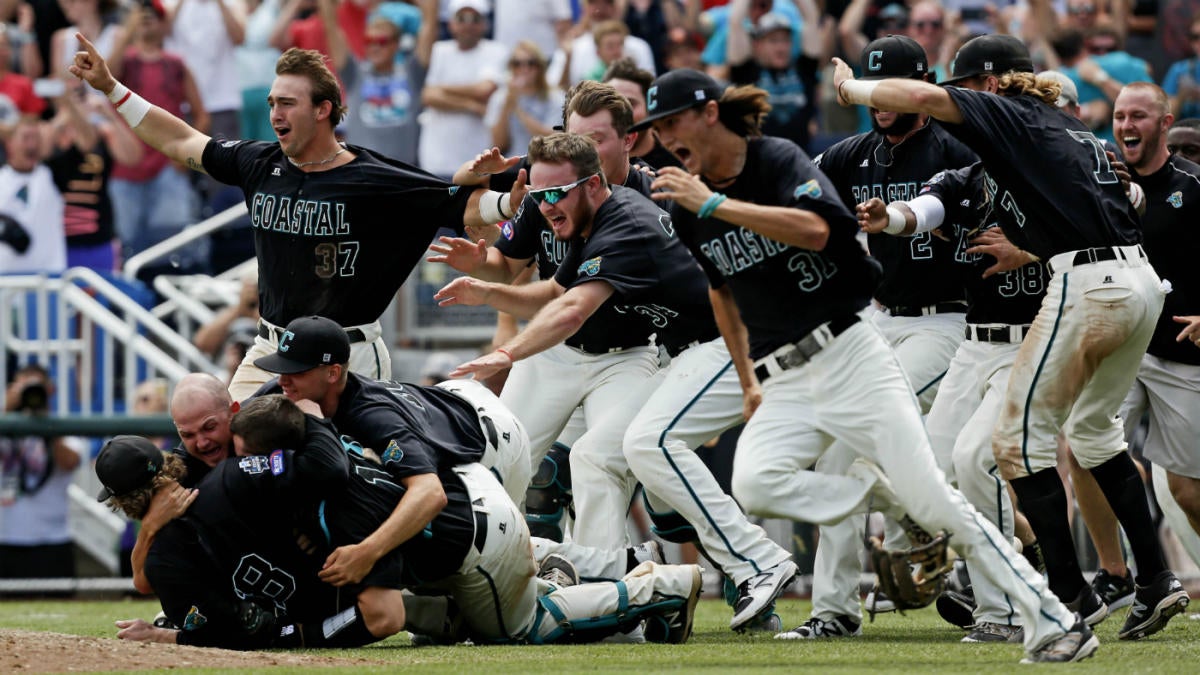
left=965, top=324, right=1031, bottom=344
left=1067, top=245, right=1144, bottom=268
left=566, top=341, right=648, bottom=355
left=754, top=315, right=860, bottom=383
left=473, top=508, right=487, bottom=552
left=258, top=321, right=368, bottom=343
left=884, top=301, right=968, bottom=317
left=666, top=339, right=702, bottom=358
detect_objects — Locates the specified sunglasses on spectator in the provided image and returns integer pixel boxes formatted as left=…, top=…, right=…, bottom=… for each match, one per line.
left=912, top=20, right=943, bottom=30
left=1068, top=4, right=1096, bottom=14
left=510, top=58, right=539, bottom=68
left=529, top=174, right=597, bottom=205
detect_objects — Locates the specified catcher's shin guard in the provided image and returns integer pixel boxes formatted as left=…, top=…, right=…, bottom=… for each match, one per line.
left=526, top=442, right=573, bottom=542
left=642, top=492, right=699, bottom=544
left=868, top=532, right=953, bottom=622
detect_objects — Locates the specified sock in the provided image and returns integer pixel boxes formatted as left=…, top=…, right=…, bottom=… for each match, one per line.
left=298, top=605, right=383, bottom=648
left=1088, top=454, right=1167, bottom=586
left=1009, top=468, right=1085, bottom=601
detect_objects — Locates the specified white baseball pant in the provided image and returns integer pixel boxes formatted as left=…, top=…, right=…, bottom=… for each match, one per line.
left=437, top=378, right=533, bottom=509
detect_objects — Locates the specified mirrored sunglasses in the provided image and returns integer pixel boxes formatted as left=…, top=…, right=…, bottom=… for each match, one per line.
left=528, top=174, right=597, bottom=205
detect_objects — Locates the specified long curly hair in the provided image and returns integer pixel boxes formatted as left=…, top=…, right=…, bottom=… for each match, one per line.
left=107, top=453, right=187, bottom=521
left=997, top=72, right=1062, bottom=106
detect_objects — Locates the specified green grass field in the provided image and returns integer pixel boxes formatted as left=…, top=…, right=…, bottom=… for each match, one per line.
left=2, top=596, right=1197, bottom=673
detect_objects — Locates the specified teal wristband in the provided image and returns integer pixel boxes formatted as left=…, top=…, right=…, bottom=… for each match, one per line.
left=698, top=193, right=727, bottom=219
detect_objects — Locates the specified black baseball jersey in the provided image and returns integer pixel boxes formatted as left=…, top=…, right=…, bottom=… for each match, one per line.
left=254, top=373, right=486, bottom=477
left=1134, top=156, right=1200, bottom=365
left=551, top=186, right=719, bottom=353
left=674, top=137, right=880, bottom=358
left=201, top=140, right=473, bottom=327
left=814, top=122, right=976, bottom=309
left=919, top=164, right=1048, bottom=325
left=942, top=88, right=1141, bottom=260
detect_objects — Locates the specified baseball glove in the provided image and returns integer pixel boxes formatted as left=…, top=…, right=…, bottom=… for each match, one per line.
left=868, top=531, right=953, bottom=621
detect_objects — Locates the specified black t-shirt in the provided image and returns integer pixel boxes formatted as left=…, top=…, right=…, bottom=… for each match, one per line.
left=942, top=88, right=1141, bottom=259
left=201, top=140, right=474, bottom=327
left=815, top=122, right=976, bottom=309
left=674, top=137, right=879, bottom=358
left=45, top=143, right=116, bottom=247
left=1134, top=156, right=1200, bottom=364
left=254, top=373, right=487, bottom=477
left=920, top=164, right=1048, bottom=325
left=551, top=186, right=719, bottom=353
left=729, top=55, right=820, bottom=152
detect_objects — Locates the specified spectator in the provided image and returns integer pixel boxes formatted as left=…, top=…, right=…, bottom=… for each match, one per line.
left=192, top=273, right=259, bottom=358
left=236, top=0, right=283, bottom=141
left=268, top=0, right=328, bottom=55
left=1162, top=17, right=1200, bottom=120
left=549, top=0, right=656, bottom=88
left=328, top=8, right=435, bottom=165
left=417, top=0, right=508, bottom=177
left=3, top=5, right=45, bottom=79
left=27, top=0, right=70, bottom=80
left=1052, top=23, right=1152, bottom=142
left=1168, top=117, right=1200, bottom=163
left=50, top=0, right=122, bottom=89
left=1063, top=0, right=1102, bottom=31
left=0, top=24, right=47, bottom=135
left=700, top=0, right=800, bottom=81
left=621, top=0, right=671, bottom=73
left=486, top=40, right=563, bottom=155
left=906, top=0, right=949, bottom=80
left=943, top=0, right=1014, bottom=37
left=45, top=80, right=143, bottom=274
left=663, top=28, right=704, bottom=72
left=164, top=0, right=245, bottom=144
left=0, top=116, right=65, bottom=274
left=586, top=19, right=629, bottom=81
left=728, top=5, right=823, bottom=151
left=105, top=0, right=208, bottom=272
left=492, top=0, right=572, bottom=58
left=0, top=363, right=85, bottom=591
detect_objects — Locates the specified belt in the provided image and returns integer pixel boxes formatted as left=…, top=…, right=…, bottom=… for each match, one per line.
left=753, top=315, right=860, bottom=383
left=258, top=319, right=368, bottom=343
left=965, top=323, right=1030, bottom=344
left=666, top=339, right=702, bottom=358
left=473, top=507, right=488, bottom=552
left=884, top=301, right=968, bottom=317
left=566, top=342, right=648, bottom=355
left=1049, top=245, right=1147, bottom=274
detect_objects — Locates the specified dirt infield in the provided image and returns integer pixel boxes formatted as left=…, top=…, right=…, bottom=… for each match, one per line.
left=0, top=629, right=376, bottom=672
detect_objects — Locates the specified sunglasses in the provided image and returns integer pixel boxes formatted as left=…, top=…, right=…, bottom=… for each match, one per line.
left=913, top=20, right=943, bottom=30
left=1067, top=4, right=1096, bottom=14
left=529, top=174, right=597, bottom=205
left=510, top=58, right=539, bottom=68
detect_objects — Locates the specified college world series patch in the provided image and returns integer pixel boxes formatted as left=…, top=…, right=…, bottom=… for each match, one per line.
left=578, top=257, right=602, bottom=277
left=794, top=179, right=823, bottom=199
left=238, top=455, right=271, bottom=475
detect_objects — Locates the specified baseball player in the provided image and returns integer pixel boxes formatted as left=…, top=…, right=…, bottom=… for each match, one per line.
left=646, top=66, right=1095, bottom=662
left=834, top=34, right=1186, bottom=641
left=801, top=34, right=977, bottom=636
left=68, top=37, right=518, bottom=401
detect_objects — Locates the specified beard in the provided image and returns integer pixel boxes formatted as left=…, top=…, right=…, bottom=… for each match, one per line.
left=871, top=111, right=922, bottom=137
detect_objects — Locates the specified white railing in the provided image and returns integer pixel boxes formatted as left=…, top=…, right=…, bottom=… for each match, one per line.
left=123, top=203, right=249, bottom=282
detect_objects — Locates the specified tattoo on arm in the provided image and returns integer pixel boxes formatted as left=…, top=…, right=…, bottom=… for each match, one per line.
left=186, top=157, right=202, bottom=171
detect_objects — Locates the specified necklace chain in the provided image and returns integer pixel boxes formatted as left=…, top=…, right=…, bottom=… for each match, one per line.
left=289, top=145, right=347, bottom=169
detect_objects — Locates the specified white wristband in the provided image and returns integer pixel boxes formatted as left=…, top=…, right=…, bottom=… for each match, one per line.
left=479, top=190, right=511, bottom=223
left=883, top=205, right=907, bottom=234
left=838, top=79, right=879, bottom=106
left=107, top=81, right=151, bottom=128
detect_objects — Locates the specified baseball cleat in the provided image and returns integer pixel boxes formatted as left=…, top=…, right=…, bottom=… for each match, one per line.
left=537, top=553, right=579, bottom=590
left=961, top=621, right=1022, bottom=643
left=1065, top=583, right=1109, bottom=627
left=729, top=560, right=799, bottom=631
left=1118, top=570, right=1190, bottom=640
left=1021, top=614, right=1098, bottom=663
left=775, top=614, right=862, bottom=639
left=1091, top=568, right=1135, bottom=611
left=659, top=564, right=704, bottom=644
left=630, top=540, right=666, bottom=568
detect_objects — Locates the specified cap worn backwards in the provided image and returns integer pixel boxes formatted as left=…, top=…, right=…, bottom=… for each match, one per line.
left=95, top=435, right=164, bottom=502
left=860, top=34, right=929, bottom=81
left=943, top=34, right=1034, bottom=86
left=630, top=68, right=724, bottom=132
left=253, top=315, right=351, bottom=375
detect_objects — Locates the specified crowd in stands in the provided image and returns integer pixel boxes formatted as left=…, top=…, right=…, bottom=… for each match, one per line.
left=2, top=0, right=1200, bottom=281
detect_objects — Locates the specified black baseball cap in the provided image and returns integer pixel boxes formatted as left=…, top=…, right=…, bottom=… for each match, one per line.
left=96, top=435, right=164, bottom=501
left=630, top=68, right=723, bottom=132
left=943, top=34, right=1034, bottom=86
left=860, top=35, right=928, bottom=81
left=253, top=315, right=350, bottom=374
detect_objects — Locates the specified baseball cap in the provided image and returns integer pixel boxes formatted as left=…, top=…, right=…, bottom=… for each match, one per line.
left=253, top=315, right=351, bottom=374
left=752, top=12, right=793, bottom=38
left=96, top=435, right=164, bottom=502
left=630, top=68, right=724, bottom=132
left=449, top=0, right=490, bottom=15
left=943, top=34, right=1034, bottom=86
left=860, top=35, right=928, bottom=80
left=1038, top=70, right=1079, bottom=108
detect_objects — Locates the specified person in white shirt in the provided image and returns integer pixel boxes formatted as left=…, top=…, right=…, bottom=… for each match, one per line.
left=0, top=117, right=65, bottom=274
left=548, top=0, right=655, bottom=88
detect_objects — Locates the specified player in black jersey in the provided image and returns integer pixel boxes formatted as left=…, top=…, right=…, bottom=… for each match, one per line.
left=802, top=34, right=978, bottom=636
left=69, top=37, right=518, bottom=401
left=834, top=34, right=1184, bottom=641
left=642, top=67, right=1093, bottom=662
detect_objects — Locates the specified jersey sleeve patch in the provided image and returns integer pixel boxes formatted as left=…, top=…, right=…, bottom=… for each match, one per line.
left=238, top=455, right=271, bottom=475
left=183, top=605, right=207, bottom=631
left=793, top=179, right=823, bottom=200
left=382, top=439, right=404, bottom=464
left=269, top=450, right=285, bottom=476
left=578, top=257, right=602, bottom=277
left=1168, top=191, right=1183, bottom=208
left=501, top=221, right=514, bottom=239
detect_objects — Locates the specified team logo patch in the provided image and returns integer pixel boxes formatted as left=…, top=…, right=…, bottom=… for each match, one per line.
left=278, top=330, right=295, bottom=352
left=578, top=257, right=602, bottom=277
left=501, top=221, right=514, bottom=240
left=270, top=450, right=285, bottom=475
left=793, top=179, right=823, bottom=200
left=647, top=85, right=658, bottom=111
left=382, top=439, right=404, bottom=464
left=867, top=50, right=883, bottom=71
left=183, top=606, right=207, bottom=631
left=448, top=185, right=460, bottom=196
left=238, top=455, right=271, bottom=475
left=1168, top=191, right=1183, bottom=208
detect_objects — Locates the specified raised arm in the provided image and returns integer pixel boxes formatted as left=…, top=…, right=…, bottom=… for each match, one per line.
left=70, top=34, right=212, bottom=174
left=831, top=57, right=964, bottom=124
left=725, top=0, right=752, bottom=66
